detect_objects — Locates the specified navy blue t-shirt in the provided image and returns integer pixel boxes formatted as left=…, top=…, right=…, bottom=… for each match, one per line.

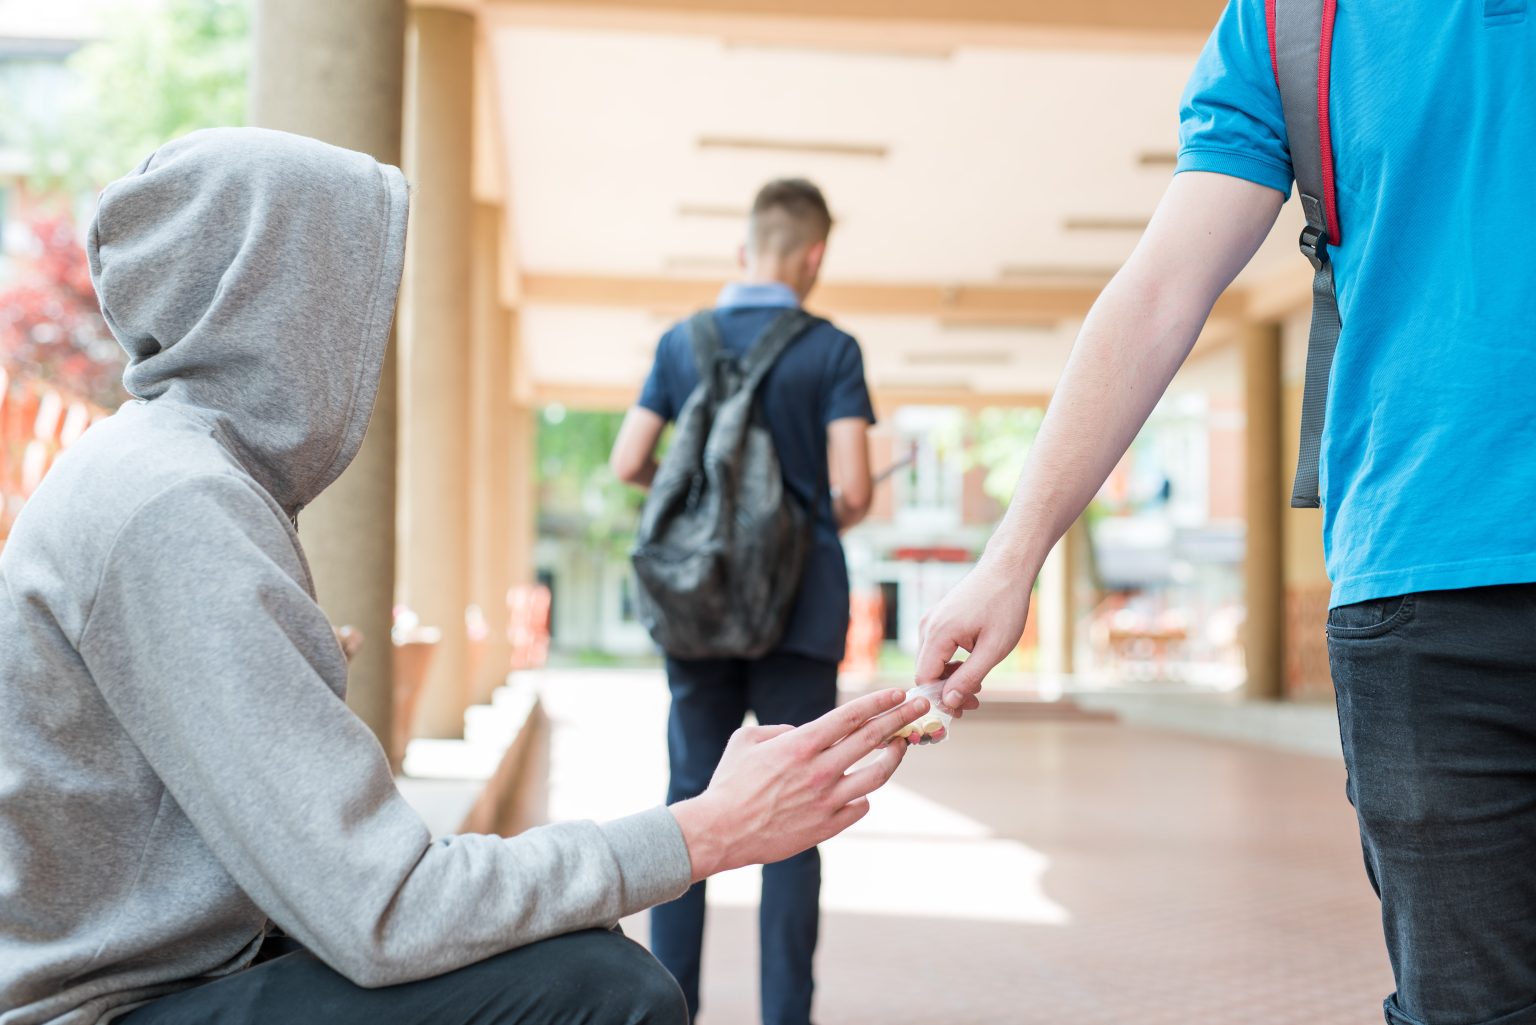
left=636, top=282, right=876, bottom=664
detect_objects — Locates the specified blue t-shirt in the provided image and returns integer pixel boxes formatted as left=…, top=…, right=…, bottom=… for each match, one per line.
left=637, top=282, right=876, bottom=663
left=1179, top=0, right=1536, bottom=608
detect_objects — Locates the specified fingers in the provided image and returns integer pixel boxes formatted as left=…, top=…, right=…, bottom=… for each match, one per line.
left=914, top=623, right=962, bottom=686
left=825, top=695, right=929, bottom=773
left=796, top=688, right=907, bottom=750
left=947, top=693, right=982, bottom=719
left=723, top=723, right=793, bottom=761
left=830, top=740, right=905, bottom=806
left=937, top=643, right=1006, bottom=710
left=822, top=796, right=871, bottom=840
left=744, top=723, right=794, bottom=743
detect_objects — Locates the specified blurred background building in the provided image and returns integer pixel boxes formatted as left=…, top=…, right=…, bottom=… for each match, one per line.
left=0, top=2, right=1381, bottom=1021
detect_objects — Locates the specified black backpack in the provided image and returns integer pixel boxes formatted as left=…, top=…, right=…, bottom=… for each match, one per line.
left=631, top=308, right=819, bottom=659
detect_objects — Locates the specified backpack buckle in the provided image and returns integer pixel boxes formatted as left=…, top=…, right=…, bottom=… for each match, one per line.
left=1298, top=222, right=1330, bottom=271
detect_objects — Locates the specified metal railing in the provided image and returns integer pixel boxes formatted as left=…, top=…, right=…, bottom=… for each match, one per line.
left=0, top=367, right=106, bottom=541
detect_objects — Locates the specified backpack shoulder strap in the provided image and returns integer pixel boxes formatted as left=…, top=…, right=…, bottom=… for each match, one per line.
left=738, top=309, right=818, bottom=392
left=1271, top=0, right=1342, bottom=249
left=687, top=310, right=724, bottom=381
left=1269, top=0, right=1342, bottom=509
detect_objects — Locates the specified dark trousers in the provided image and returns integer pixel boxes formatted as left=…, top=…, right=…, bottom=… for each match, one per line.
left=650, top=652, right=839, bottom=1025
left=118, top=929, right=687, bottom=1025
left=1329, top=583, right=1536, bottom=1025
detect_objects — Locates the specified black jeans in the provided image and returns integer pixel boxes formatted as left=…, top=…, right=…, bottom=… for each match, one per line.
left=118, top=929, right=687, bottom=1025
left=651, top=651, right=839, bottom=1025
left=1329, top=583, right=1536, bottom=1025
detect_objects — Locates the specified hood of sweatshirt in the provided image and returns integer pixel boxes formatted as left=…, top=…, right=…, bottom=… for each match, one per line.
left=86, top=127, right=409, bottom=514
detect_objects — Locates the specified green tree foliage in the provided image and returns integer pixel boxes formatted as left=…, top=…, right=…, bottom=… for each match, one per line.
left=28, top=0, right=249, bottom=191
left=7, top=0, right=249, bottom=407
left=536, top=408, right=646, bottom=552
left=953, top=406, right=1045, bottom=507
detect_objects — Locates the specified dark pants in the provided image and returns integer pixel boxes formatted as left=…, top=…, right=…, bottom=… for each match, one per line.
left=650, top=651, right=839, bottom=1025
left=1329, top=583, right=1536, bottom=1025
left=118, top=929, right=687, bottom=1025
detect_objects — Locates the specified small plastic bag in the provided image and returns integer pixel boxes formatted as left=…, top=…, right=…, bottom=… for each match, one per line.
left=890, top=681, right=953, bottom=746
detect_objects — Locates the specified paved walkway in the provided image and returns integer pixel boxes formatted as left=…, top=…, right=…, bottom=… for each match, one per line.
left=539, top=670, right=1392, bottom=1025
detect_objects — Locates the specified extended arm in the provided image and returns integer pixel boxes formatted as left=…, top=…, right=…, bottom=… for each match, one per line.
left=917, top=172, right=1285, bottom=705
left=80, top=476, right=928, bottom=988
left=610, top=406, right=667, bottom=489
left=80, top=476, right=693, bottom=987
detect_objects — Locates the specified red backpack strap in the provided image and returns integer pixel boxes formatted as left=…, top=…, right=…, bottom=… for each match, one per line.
left=1272, top=0, right=1341, bottom=245
left=1266, top=0, right=1281, bottom=85
left=1270, top=0, right=1343, bottom=509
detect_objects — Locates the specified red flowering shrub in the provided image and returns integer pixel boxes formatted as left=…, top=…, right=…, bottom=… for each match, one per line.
left=0, top=212, right=124, bottom=409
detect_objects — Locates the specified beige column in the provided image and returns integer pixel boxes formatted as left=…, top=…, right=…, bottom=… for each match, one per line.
left=1243, top=322, right=1286, bottom=700
left=1037, top=518, right=1082, bottom=677
left=469, top=204, right=515, bottom=703
left=507, top=409, right=537, bottom=589
left=250, top=0, right=405, bottom=760
left=508, top=313, right=538, bottom=590
left=400, top=7, right=476, bottom=738
left=508, top=400, right=538, bottom=590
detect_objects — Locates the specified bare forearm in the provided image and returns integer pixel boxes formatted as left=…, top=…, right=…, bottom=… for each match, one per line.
left=985, top=173, right=1283, bottom=578
left=622, top=460, right=657, bottom=490
left=914, top=173, right=1282, bottom=696
left=609, top=407, right=665, bottom=491
left=987, top=272, right=1208, bottom=576
left=827, top=419, right=872, bottom=531
left=833, top=491, right=869, bottom=530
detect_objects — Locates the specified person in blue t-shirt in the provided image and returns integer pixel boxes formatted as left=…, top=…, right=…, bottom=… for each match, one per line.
left=609, top=178, right=877, bottom=1025
left=913, top=4, right=1536, bottom=1024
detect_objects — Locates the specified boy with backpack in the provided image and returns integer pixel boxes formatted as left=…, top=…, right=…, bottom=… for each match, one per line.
left=609, top=178, right=875, bottom=1025
left=914, top=3, right=1536, bottom=1023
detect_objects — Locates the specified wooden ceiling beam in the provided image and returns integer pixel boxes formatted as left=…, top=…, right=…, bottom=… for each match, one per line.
left=528, top=381, right=1054, bottom=413
left=519, top=272, right=1247, bottom=322
left=480, top=1, right=1218, bottom=54
left=873, top=388, right=1050, bottom=412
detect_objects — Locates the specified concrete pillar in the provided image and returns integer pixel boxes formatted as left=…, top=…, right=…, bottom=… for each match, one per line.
left=1243, top=322, right=1286, bottom=700
left=508, top=393, right=538, bottom=591
left=400, top=7, right=476, bottom=738
left=250, top=0, right=405, bottom=760
left=506, top=309, right=538, bottom=592
left=469, top=203, right=514, bottom=704
left=1037, top=519, right=1082, bottom=677
left=1279, top=314, right=1332, bottom=699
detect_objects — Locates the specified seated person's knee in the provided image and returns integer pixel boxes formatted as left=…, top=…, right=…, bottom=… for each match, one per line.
left=532, top=929, right=686, bottom=1025
left=624, top=951, right=688, bottom=1025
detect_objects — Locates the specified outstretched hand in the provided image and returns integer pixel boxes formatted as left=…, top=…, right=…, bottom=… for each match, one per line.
left=915, top=556, right=1032, bottom=715
left=670, top=689, right=929, bottom=882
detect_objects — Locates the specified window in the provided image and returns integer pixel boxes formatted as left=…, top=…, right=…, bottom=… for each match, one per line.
left=892, top=407, right=963, bottom=529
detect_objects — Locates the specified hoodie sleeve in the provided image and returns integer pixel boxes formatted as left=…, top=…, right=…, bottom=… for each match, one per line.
left=76, top=473, right=691, bottom=988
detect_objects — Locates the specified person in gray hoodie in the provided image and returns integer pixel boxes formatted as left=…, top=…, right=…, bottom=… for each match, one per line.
left=0, top=128, right=926, bottom=1025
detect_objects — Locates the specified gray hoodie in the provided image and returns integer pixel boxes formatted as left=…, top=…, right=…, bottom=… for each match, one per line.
left=0, top=128, right=691, bottom=1025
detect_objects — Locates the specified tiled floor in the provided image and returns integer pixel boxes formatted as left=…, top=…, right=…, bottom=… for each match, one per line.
left=539, top=670, right=1392, bottom=1025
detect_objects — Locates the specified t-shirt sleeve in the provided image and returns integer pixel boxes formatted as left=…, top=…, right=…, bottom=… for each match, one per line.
left=822, top=333, right=876, bottom=427
left=636, top=329, right=679, bottom=422
left=1176, top=0, right=1294, bottom=197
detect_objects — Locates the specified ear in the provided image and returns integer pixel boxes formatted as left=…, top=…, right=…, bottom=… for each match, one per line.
left=737, top=243, right=749, bottom=271
left=805, top=240, right=826, bottom=275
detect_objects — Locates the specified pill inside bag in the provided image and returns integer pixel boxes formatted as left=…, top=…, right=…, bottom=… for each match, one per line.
left=890, top=681, right=953, bottom=746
